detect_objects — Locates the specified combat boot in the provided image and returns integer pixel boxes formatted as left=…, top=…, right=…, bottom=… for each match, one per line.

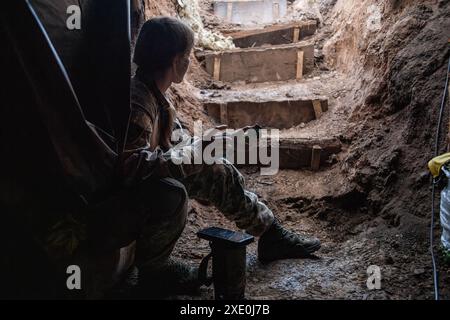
left=137, top=258, right=202, bottom=298
left=258, top=219, right=321, bottom=264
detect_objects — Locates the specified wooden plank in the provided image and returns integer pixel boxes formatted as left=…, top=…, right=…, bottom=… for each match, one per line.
left=278, top=139, right=340, bottom=169
left=197, top=42, right=315, bottom=83
left=313, top=100, right=323, bottom=119
left=296, top=50, right=304, bottom=80
left=273, top=2, right=280, bottom=20
left=230, top=137, right=341, bottom=169
left=220, top=103, right=228, bottom=124
left=230, top=21, right=317, bottom=48
left=213, top=56, right=222, bottom=81
left=293, top=27, right=300, bottom=43
left=226, top=2, right=233, bottom=21
left=311, top=145, right=322, bottom=171
left=204, top=98, right=327, bottom=129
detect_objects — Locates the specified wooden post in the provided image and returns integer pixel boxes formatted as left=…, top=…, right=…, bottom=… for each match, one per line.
left=273, top=2, right=280, bottom=20
left=311, top=145, right=322, bottom=171
left=313, top=100, right=323, bottom=119
left=293, top=27, right=300, bottom=43
left=213, top=56, right=221, bottom=81
left=296, top=51, right=304, bottom=80
left=226, top=2, right=233, bottom=21
left=220, top=103, right=228, bottom=125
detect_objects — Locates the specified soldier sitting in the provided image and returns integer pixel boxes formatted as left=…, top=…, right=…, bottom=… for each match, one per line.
left=122, top=16, right=321, bottom=297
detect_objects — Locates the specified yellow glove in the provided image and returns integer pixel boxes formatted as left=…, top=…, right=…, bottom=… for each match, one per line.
left=428, top=153, right=450, bottom=178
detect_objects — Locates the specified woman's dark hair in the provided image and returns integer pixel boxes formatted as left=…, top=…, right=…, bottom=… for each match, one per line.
left=133, top=17, right=194, bottom=150
left=133, top=16, right=195, bottom=78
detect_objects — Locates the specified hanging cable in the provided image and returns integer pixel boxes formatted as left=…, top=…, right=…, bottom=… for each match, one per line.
left=431, top=180, right=440, bottom=300
left=434, top=58, right=450, bottom=157
left=431, top=56, right=450, bottom=301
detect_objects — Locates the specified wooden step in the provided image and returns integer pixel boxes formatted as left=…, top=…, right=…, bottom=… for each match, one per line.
left=204, top=97, right=328, bottom=129
left=276, top=138, right=341, bottom=170
left=229, top=21, right=317, bottom=48
left=215, top=137, right=341, bottom=170
left=196, top=41, right=314, bottom=83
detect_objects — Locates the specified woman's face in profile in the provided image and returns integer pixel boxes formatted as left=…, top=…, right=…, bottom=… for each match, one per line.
left=173, top=49, right=192, bottom=84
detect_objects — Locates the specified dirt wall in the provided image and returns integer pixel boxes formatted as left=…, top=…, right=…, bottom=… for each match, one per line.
left=321, top=0, right=450, bottom=224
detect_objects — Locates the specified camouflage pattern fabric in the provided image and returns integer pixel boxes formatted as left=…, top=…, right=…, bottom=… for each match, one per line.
left=123, top=77, right=274, bottom=237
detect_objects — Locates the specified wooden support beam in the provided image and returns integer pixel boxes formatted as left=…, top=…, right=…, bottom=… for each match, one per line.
left=213, top=56, right=222, bottom=81
left=205, top=98, right=328, bottom=129
left=226, top=2, right=233, bottom=21
left=293, top=27, right=300, bottom=43
left=197, top=42, right=315, bottom=83
left=229, top=21, right=317, bottom=48
left=311, top=145, right=322, bottom=171
left=233, top=138, right=341, bottom=169
left=220, top=103, right=228, bottom=124
left=296, top=50, right=304, bottom=80
left=273, top=2, right=280, bottom=20
left=313, top=100, right=323, bottom=119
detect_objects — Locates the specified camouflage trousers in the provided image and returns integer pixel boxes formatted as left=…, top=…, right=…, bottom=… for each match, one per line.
left=134, top=177, right=188, bottom=269
left=135, top=160, right=274, bottom=268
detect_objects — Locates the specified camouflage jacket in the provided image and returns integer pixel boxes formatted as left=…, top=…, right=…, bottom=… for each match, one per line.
left=123, top=77, right=274, bottom=236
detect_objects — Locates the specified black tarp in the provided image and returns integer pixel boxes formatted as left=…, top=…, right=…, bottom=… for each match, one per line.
left=0, top=0, right=144, bottom=208
left=0, top=0, right=142, bottom=298
left=31, top=0, right=132, bottom=155
left=1, top=0, right=123, bottom=199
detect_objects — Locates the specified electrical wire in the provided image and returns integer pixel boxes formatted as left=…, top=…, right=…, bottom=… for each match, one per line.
left=431, top=180, right=440, bottom=300
left=434, top=58, right=450, bottom=157
left=431, top=57, right=450, bottom=301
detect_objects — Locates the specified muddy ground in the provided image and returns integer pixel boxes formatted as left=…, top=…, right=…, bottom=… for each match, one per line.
left=146, top=0, right=450, bottom=299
